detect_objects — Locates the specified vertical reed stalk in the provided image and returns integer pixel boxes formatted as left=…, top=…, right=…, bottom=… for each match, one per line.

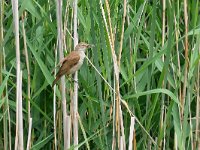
left=26, top=118, right=32, bottom=150
left=53, top=43, right=58, bottom=150
left=22, top=12, right=32, bottom=149
left=55, top=0, right=68, bottom=149
left=159, top=0, right=166, bottom=148
left=12, top=0, right=24, bottom=149
left=18, top=71, right=24, bottom=149
left=128, top=117, right=135, bottom=150
left=73, top=0, right=79, bottom=148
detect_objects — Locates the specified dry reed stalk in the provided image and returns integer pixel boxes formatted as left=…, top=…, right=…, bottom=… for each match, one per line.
left=26, top=118, right=32, bottom=150
left=55, top=0, right=68, bottom=149
left=18, top=71, right=24, bottom=149
left=53, top=42, right=58, bottom=150
left=118, top=1, right=127, bottom=149
left=112, top=73, right=116, bottom=150
left=22, top=13, right=32, bottom=149
left=159, top=0, right=166, bottom=149
left=73, top=0, right=79, bottom=149
left=128, top=117, right=135, bottom=150
left=66, top=115, right=71, bottom=148
left=12, top=0, right=24, bottom=149
left=104, top=0, right=114, bottom=50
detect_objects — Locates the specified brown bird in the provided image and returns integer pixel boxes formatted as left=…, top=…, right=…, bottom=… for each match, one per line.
left=52, top=42, right=92, bottom=87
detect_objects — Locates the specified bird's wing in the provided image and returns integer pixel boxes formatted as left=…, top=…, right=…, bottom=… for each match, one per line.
left=57, top=51, right=80, bottom=76
left=63, top=51, right=80, bottom=65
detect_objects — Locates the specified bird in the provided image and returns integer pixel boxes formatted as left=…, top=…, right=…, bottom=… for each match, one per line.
left=52, top=42, right=92, bottom=87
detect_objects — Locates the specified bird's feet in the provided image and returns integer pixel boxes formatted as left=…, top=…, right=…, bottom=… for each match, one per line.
left=69, top=77, right=79, bottom=88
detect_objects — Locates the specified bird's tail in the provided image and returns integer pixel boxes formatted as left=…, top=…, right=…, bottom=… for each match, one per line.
left=52, top=76, right=60, bottom=88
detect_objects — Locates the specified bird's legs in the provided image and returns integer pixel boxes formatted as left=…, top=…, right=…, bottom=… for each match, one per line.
left=67, top=75, right=79, bottom=89
left=69, top=76, right=78, bottom=84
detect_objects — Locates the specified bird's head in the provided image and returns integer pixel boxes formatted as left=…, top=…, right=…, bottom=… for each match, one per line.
left=75, top=42, right=93, bottom=52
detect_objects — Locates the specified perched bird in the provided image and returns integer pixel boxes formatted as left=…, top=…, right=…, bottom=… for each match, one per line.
left=52, top=42, right=92, bottom=87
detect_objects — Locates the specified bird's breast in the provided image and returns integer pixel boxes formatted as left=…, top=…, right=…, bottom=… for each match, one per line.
left=69, top=51, right=85, bottom=74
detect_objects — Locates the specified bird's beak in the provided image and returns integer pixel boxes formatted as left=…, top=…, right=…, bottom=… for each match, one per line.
left=87, top=44, right=94, bottom=48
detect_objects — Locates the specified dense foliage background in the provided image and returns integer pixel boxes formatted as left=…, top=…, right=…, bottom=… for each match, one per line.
left=0, top=0, right=200, bottom=149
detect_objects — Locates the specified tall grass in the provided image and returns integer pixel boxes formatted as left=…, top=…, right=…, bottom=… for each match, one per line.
left=0, top=0, right=200, bottom=149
